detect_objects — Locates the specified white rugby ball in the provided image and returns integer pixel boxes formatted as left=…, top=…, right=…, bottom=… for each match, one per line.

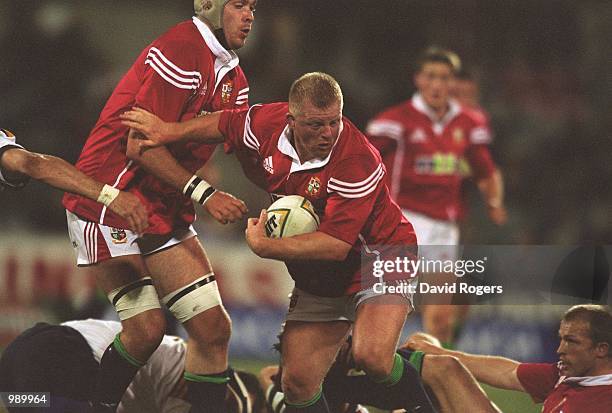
left=265, top=195, right=320, bottom=238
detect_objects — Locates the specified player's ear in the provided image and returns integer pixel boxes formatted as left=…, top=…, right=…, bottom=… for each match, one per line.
left=286, top=113, right=295, bottom=127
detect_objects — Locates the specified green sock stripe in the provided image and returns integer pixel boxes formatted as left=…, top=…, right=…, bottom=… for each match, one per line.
left=375, top=353, right=405, bottom=387
left=285, top=387, right=322, bottom=408
left=113, top=334, right=145, bottom=367
left=183, top=372, right=230, bottom=384
left=408, top=350, right=425, bottom=375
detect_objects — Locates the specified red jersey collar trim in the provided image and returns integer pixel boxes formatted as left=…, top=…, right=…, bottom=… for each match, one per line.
left=192, top=17, right=239, bottom=67
left=277, top=122, right=344, bottom=173
left=411, top=93, right=461, bottom=133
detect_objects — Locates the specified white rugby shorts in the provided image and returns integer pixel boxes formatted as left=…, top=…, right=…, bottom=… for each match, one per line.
left=66, top=210, right=197, bottom=266
left=402, top=209, right=460, bottom=262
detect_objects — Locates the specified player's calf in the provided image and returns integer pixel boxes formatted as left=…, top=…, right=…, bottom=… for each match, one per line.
left=163, top=275, right=232, bottom=413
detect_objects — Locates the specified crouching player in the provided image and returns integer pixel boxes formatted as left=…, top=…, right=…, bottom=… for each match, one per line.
left=0, top=319, right=266, bottom=413
left=122, top=72, right=437, bottom=412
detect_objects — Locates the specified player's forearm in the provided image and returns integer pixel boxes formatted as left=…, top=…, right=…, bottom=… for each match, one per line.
left=6, top=149, right=103, bottom=200
left=441, top=349, right=523, bottom=391
left=178, top=111, right=225, bottom=143
left=253, top=231, right=352, bottom=261
left=126, top=132, right=193, bottom=191
left=477, top=169, right=504, bottom=208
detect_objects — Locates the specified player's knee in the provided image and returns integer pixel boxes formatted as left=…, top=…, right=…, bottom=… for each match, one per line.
left=123, top=309, right=166, bottom=349
left=353, top=346, right=393, bottom=378
left=424, top=355, right=462, bottom=384
left=185, top=305, right=232, bottom=349
left=281, top=369, right=319, bottom=402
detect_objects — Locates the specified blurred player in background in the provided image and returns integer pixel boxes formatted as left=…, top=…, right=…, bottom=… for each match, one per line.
left=121, top=72, right=437, bottom=413
left=366, top=47, right=507, bottom=348
left=0, top=319, right=266, bottom=413
left=406, top=304, right=612, bottom=413
left=0, top=129, right=147, bottom=233
left=61, top=1, right=254, bottom=411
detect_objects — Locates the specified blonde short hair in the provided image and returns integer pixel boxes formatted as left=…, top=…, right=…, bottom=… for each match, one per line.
left=288, top=72, right=344, bottom=116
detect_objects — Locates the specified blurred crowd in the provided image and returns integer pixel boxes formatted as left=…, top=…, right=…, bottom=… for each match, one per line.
left=1, top=0, right=610, bottom=243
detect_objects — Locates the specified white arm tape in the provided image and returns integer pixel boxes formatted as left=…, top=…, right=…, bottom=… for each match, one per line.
left=97, top=184, right=120, bottom=207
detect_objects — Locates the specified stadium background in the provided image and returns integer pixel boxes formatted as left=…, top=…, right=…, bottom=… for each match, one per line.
left=1, top=1, right=611, bottom=412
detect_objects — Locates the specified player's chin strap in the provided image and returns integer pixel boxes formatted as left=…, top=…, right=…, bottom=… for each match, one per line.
left=183, top=175, right=217, bottom=205
left=228, top=370, right=252, bottom=413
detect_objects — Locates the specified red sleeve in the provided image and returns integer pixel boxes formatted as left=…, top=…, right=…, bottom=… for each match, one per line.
left=135, top=40, right=204, bottom=121
left=365, top=118, right=403, bottom=188
left=465, top=144, right=495, bottom=179
left=319, top=154, right=385, bottom=245
left=516, top=363, right=560, bottom=403
left=219, top=105, right=258, bottom=154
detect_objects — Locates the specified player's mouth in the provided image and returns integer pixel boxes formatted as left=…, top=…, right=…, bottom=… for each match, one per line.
left=240, top=28, right=251, bottom=37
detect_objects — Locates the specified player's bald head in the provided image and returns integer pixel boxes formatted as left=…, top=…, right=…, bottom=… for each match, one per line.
left=288, top=72, right=344, bottom=116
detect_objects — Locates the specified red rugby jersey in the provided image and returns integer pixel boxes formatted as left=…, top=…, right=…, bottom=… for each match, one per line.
left=219, top=103, right=416, bottom=296
left=517, top=363, right=612, bottom=413
left=63, top=17, right=249, bottom=234
left=366, top=94, right=496, bottom=221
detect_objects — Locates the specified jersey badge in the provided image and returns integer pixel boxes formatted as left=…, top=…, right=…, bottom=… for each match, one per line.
left=410, top=128, right=427, bottom=143
left=306, top=176, right=321, bottom=196
left=110, top=228, right=128, bottom=244
left=263, top=156, right=274, bottom=174
left=221, top=80, right=234, bottom=104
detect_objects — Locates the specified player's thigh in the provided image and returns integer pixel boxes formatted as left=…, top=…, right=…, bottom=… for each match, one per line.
left=281, top=320, right=351, bottom=386
left=92, top=254, right=149, bottom=294
left=143, top=236, right=212, bottom=295
left=352, top=295, right=410, bottom=370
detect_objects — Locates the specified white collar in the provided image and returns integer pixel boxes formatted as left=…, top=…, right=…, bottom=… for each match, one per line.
left=277, top=122, right=344, bottom=173
left=192, top=17, right=238, bottom=65
left=411, top=93, right=461, bottom=134
left=192, top=17, right=240, bottom=93
left=561, top=373, right=612, bottom=387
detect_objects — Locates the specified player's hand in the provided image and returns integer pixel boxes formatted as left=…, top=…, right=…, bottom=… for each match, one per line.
left=120, top=107, right=180, bottom=148
left=246, top=209, right=268, bottom=256
left=258, top=365, right=280, bottom=390
left=108, top=191, right=149, bottom=235
left=403, top=332, right=445, bottom=355
left=488, top=204, right=508, bottom=226
left=203, top=190, right=248, bottom=224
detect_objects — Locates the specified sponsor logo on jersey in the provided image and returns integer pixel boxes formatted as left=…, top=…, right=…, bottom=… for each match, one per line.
left=110, top=228, right=128, bottom=244
left=410, top=128, right=427, bottom=143
left=263, top=156, right=274, bottom=174
left=306, top=176, right=321, bottom=196
left=414, top=152, right=459, bottom=175
left=221, top=80, right=234, bottom=104
left=453, top=128, right=464, bottom=143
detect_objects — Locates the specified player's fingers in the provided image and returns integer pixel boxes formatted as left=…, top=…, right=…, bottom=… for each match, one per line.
left=234, top=199, right=248, bottom=214
left=247, top=217, right=259, bottom=227
left=121, top=120, right=142, bottom=130
left=259, top=209, right=267, bottom=222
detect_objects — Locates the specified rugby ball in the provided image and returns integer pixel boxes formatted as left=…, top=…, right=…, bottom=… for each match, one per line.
left=265, top=195, right=320, bottom=238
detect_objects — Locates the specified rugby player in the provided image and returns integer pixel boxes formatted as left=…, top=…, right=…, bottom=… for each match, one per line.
left=121, top=72, right=437, bottom=413
left=406, top=304, right=612, bottom=412
left=365, top=47, right=507, bottom=347
left=61, top=1, right=254, bottom=411
left=0, top=319, right=266, bottom=413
